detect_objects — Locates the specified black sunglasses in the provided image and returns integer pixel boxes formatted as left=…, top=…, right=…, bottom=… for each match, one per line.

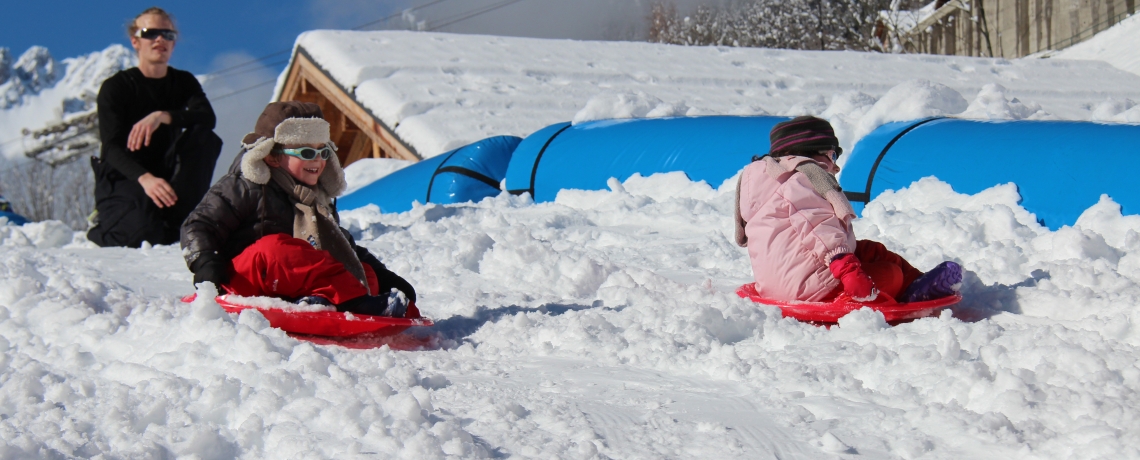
left=280, top=146, right=333, bottom=161
left=135, top=28, right=178, bottom=42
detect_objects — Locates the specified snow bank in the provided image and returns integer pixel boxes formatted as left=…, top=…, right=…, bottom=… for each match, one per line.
left=342, top=157, right=414, bottom=196
left=1052, top=12, right=1140, bottom=77
left=296, top=30, right=1140, bottom=158
left=3, top=172, right=1140, bottom=457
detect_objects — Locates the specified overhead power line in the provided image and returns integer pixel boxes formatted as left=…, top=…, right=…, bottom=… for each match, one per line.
left=206, top=0, right=529, bottom=101
left=212, top=79, right=278, bottom=102
left=353, top=0, right=454, bottom=31
left=427, top=0, right=527, bottom=31
left=203, top=0, right=455, bottom=80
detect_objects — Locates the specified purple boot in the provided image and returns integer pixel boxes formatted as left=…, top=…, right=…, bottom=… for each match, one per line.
left=901, top=261, right=962, bottom=303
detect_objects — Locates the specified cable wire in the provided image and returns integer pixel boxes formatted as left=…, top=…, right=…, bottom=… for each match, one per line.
left=203, top=0, right=529, bottom=102
left=427, top=0, right=527, bottom=31
left=211, top=79, right=278, bottom=101
left=202, top=0, right=455, bottom=79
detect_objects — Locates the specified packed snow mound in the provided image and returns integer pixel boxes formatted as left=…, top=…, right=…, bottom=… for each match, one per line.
left=849, top=79, right=969, bottom=143
left=572, top=91, right=699, bottom=124
left=1088, top=97, right=1140, bottom=123
left=295, top=30, right=1140, bottom=158
left=342, top=157, right=414, bottom=196
left=3, top=173, right=1140, bottom=457
left=1052, top=11, right=1140, bottom=77
left=960, top=83, right=1052, bottom=120
left=0, top=220, right=74, bottom=248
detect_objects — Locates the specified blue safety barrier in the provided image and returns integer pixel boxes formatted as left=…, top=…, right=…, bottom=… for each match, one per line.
left=504, top=116, right=792, bottom=202
left=0, top=211, right=27, bottom=226
left=0, top=195, right=27, bottom=225
left=839, top=117, right=1140, bottom=229
left=338, top=135, right=521, bottom=213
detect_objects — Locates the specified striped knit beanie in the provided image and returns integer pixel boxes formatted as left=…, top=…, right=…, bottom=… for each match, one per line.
left=768, top=116, right=842, bottom=156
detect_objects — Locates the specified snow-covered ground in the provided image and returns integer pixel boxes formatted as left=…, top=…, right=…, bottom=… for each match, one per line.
left=1, top=23, right=1140, bottom=458
left=3, top=171, right=1140, bottom=458
left=1053, top=11, right=1140, bottom=77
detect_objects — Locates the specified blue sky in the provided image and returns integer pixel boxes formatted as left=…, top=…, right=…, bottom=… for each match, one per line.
left=0, top=0, right=421, bottom=74
left=0, top=0, right=696, bottom=75
left=0, top=0, right=708, bottom=180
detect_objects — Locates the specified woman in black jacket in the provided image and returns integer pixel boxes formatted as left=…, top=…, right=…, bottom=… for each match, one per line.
left=88, top=7, right=220, bottom=247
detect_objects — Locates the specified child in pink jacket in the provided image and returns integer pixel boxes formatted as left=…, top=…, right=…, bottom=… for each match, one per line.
left=734, top=116, right=961, bottom=303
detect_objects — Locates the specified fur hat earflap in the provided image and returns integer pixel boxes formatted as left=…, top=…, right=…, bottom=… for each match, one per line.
left=239, top=136, right=276, bottom=185
left=239, top=101, right=349, bottom=196
left=317, top=142, right=347, bottom=197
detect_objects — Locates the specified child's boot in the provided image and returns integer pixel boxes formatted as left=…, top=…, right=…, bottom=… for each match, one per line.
left=901, top=261, right=962, bottom=303
left=337, top=290, right=407, bottom=317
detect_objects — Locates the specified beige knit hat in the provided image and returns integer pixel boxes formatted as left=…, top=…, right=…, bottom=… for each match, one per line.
left=240, top=101, right=347, bottom=196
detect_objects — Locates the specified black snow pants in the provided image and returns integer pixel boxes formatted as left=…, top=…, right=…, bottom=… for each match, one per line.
left=87, top=125, right=221, bottom=248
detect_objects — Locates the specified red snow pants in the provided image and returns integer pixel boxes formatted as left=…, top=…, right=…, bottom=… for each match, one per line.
left=852, top=239, right=923, bottom=300
left=222, top=233, right=379, bottom=305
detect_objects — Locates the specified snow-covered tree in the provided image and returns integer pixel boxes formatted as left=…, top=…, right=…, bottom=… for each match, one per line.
left=649, top=0, right=925, bottom=51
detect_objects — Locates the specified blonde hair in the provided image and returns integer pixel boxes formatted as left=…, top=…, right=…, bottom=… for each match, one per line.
left=126, top=7, right=176, bottom=38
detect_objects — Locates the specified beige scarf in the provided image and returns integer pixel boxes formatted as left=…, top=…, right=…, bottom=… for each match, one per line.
left=270, top=167, right=371, bottom=295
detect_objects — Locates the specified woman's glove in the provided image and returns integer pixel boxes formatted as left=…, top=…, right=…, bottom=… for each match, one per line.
left=829, top=253, right=878, bottom=301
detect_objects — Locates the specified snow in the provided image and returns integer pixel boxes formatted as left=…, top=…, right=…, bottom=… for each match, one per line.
left=1052, top=12, right=1140, bottom=78
left=1047, top=11, right=1140, bottom=123
left=2, top=25, right=1140, bottom=458
left=296, top=30, right=1140, bottom=158
left=5, top=171, right=1140, bottom=458
left=342, top=158, right=414, bottom=196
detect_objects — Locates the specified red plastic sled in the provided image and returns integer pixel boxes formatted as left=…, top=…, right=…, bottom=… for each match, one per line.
left=736, top=283, right=960, bottom=325
left=181, top=294, right=434, bottom=347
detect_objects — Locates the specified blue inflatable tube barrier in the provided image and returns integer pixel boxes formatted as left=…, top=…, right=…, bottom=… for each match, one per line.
left=0, top=211, right=27, bottom=226
left=839, top=118, right=1140, bottom=230
left=0, top=195, right=27, bottom=225
left=504, top=116, right=792, bottom=202
left=338, top=135, right=521, bottom=213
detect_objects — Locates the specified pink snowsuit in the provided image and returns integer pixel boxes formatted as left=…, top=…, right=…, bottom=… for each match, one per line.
left=734, top=156, right=856, bottom=302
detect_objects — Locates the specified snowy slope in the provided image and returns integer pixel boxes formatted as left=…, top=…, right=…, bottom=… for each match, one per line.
left=294, top=30, right=1140, bottom=158
left=3, top=173, right=1140, bottom=458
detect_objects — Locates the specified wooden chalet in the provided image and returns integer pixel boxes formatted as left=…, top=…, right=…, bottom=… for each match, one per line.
left=275, top=47, right=421, bottom=167
left=878, top=0, right=1137, bottom=59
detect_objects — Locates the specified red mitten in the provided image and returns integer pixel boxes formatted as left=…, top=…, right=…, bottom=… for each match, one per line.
left=829, top=254, right=878, bottom=301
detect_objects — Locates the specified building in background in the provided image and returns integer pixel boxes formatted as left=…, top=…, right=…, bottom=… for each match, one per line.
left=275, top=47, right=421, bottom=166
left=877, top=0, right=1137, bottom=58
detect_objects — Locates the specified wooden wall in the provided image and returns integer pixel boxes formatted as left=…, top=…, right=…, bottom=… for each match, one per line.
left=895, top=0, right=1136, bottom=58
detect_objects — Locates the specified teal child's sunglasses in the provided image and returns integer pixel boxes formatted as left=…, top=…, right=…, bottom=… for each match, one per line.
left=280, top=146, right=333, bottom=161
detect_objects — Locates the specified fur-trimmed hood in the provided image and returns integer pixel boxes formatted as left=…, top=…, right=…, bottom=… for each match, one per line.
left=239, top=117, right=348, bottom=197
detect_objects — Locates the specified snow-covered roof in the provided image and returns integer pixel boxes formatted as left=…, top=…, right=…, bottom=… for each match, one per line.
left=289, top=30, right=1140, bottom=159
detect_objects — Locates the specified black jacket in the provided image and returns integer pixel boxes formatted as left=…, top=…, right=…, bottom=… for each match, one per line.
left=97, top=67, right=215, bottom=181
left=180, top=173, right=416, bottom=301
